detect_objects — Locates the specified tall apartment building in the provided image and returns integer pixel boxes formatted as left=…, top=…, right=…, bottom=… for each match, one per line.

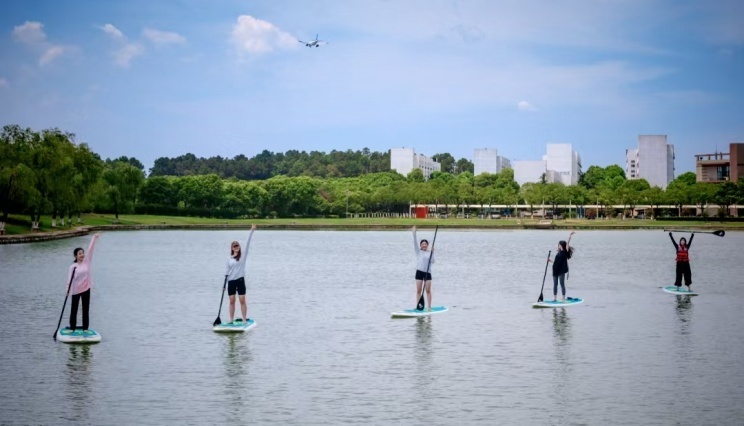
left=513, top=143, right=581, bottom=186
left=474, top=148, right=511, bottom=175
left=544, top=143, right=582, bottom=185
left=626, top=135, right=675, bottom=189
left=695, top=143, right=744, bottom=182
left=390, top=147, right=441, bottom=179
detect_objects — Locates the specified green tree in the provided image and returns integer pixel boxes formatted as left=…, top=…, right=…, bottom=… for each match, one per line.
left=432, top=153, right=455, bottom=174
left=713, top=181, right=738, bottom=217
left=455, top=158, right=474, bottom=174
left=407, top=168, right=425, bottom=183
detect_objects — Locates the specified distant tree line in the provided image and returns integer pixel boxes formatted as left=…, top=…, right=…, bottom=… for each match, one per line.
left=2, top=125, right=744, bottom=226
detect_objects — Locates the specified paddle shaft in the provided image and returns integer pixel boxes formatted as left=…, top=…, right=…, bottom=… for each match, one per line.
left=213, top=275, right=228, bottom=326
left=53, top=267, right=76, bottom=341
left=537, top=250, right=551, bottom=303
left=664, top=229, right=725, bottom=236
left=417, top=226, right=439, bottom=311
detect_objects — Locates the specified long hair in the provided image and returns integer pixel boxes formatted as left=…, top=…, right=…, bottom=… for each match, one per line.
left=679, top=237, right=687, bottom=247
left=558, top=240, right=574, bottom=259
left=73, top=247, right=83, bottom=263
left=231, top=241, right=241, bottom=262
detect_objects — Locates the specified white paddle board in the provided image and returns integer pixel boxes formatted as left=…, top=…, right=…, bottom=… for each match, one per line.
left=662, top=286, right=698, bottom=296
left=391, top=306, right=448, bottom=318
left=532, top=297, right=584, bottom=308
left=213, top=318, right=256, bottom=333
left=56, top=328, right=102, bottom=344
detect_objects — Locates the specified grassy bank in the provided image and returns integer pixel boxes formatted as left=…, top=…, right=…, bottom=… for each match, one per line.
left=2, top=213, right=743, bottom=237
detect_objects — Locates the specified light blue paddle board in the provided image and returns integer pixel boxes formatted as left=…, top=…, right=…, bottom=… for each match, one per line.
left=662, top=286, right=698, bottom=296
left=213, top=319, right=256, bottom=333
left=532, top=297, right=584, bottom=308
left=391, top=306, right=448, bottom=318
left=56, top=328, right=102, bottom=344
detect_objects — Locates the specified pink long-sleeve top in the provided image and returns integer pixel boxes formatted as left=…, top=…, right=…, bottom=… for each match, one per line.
left=66, top=234, right=99, bottom=295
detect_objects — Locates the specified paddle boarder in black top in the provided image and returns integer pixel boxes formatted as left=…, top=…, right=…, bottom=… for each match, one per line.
left=548, top=231, right=575, bottom=302
left=669, top=232, right=694, bottom=291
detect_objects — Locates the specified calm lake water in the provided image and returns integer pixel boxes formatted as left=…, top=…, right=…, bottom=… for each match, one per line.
left=0, top=229, right=743, bottom=425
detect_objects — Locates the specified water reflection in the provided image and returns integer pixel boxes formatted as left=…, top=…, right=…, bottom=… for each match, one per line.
left=413, top=317, right=433, bottom=391
left=673, top=296, right=694, bottom=363
left=221, top=334, right=253, bottom=423
left=64, top=345, right=93, bottom=423
left=550, top=308, right=573, bottom=420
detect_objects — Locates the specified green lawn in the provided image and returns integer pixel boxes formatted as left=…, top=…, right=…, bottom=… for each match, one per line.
left=3, top=213, right=742, bottom=236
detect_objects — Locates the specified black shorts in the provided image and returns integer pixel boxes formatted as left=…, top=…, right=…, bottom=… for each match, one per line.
left=415, top=270, right=432, bottom=281
left=227, top=277, right=246, bottom=296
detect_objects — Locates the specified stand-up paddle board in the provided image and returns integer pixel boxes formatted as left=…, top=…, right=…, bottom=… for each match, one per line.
left=532, top=297, right=583, bottom=308
left=56, top=328, right=102, bottom=344
left=662, top=286, right=698, bottom=296
left=391, top=306, right=448, bottom=318
left=213, top=318, right=256, bottom=333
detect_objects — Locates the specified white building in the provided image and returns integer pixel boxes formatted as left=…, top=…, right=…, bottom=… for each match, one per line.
left=514, top=160, right=547, bottom=186
left=544, top=143, right=582, bottom=185
left=626, top=135, right=675, bottom=188
left=390, top=147, right=441, bottom=179
left=474, top=148, right=512, bottom=175
left=513, top=143, right=582, bottom=186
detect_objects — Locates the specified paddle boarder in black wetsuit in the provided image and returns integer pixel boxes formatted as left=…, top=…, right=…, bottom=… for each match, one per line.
left=548, top=232, right=575, bottom=302
left=669, top=232, right=694, bottom=291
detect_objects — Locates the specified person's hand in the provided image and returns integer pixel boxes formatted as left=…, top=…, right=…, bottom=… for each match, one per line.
left=251, top=224, right=257, bottom=231
left=412, top=226, right=416, bottom=231
left=569, top=231, right=575, bottom=236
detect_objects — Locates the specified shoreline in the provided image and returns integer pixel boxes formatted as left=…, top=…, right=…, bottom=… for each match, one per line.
left=1, top=221, right=739, bottom=245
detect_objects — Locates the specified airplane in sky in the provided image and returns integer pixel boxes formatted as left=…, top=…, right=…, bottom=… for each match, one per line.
left=298, top=35, right=327, bottom=48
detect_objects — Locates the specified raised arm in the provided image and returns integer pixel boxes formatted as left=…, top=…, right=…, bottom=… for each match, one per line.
left=668, top=232, right=679, bottom=250
left=239, top=225, right=257, bottom=265
left=84, top=233, right=100, bottom=265
left=567, top=231, right=575, bottom=249
left=412, top=226, right=418, bottom=254
left=687, top=233, right=694, bottom=249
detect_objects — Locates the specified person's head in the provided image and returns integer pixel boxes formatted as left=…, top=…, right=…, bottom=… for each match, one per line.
left=420, top=239, right=429, bottom=251
left=679, top=237, right=687, bottom=247
left=73, top=247, right=85, bottom=263
left=230, top=241, right=242, bottom=261
left=558, top=240, right=574, bottom=259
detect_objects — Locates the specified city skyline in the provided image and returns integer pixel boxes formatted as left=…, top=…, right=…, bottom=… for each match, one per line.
left=1, top=1, right=742, bottom=175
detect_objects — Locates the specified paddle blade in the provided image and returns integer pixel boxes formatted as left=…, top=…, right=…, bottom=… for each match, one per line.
left=213, top=317, right=222, bottom=326
left=537, top=293, right=544, bottom=303
left=416, top=294, right=425, bottom=311
left=713, top=230, right=725, bottom=237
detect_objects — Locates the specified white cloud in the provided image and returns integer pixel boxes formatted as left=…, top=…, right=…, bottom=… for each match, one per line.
left=40, top=46, right=66, bottom=66
left=100, top=24, right=145, bottom=67
left=12, top=21, right=69, bottom=66
left=231, top=15, right=297, bottom=54
left=12, top=21, right=47, bottom=45
left=517, top=101, right=537, bottom=111
left=101, top=23, right=125, bottom=41
left=143, top=28, right=186, bottom=46
left=114, top=43, right=145, bottom=67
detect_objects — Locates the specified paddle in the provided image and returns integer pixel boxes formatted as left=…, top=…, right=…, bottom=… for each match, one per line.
left=537, top=251, right=551, bottom=303
left=213, top=275, right=229, bottom=326
left=664, top=229, right=725, bottom=237
left=417, top=226, right=439, bottom=311
left=53, top=267, right=76, bottom=341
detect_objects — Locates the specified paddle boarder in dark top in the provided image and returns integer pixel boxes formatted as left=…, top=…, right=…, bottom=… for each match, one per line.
left=669, top=232, right=694, bottom=291
left=548, top=231, right=575, bottom=302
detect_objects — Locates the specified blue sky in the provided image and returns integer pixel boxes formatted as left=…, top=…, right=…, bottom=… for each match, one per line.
left=1, top=0, right=742, bottom=175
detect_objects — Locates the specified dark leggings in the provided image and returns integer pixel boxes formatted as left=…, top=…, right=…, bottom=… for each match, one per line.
left=553, top=274, right=566, bottom=296
left=70, top=289, right=90, bottom=330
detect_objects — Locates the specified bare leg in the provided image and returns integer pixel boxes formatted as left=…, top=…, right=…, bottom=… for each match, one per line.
left=425, top=281, right=432, bottom=310
left=415, top=280, right=423, bottom=305
left=239, top=295, right=247, bottom=322
left=228, top=294, right=236, bottom=323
